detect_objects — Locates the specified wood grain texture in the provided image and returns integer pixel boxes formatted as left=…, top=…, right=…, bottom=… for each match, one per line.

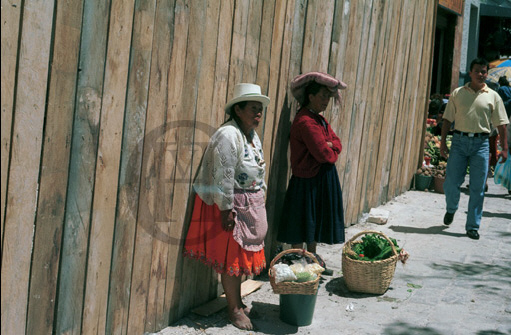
left=1, top=1, right=55, bottom=334
left=1, top=1, right=438, bottom=332
left=26, top=1, right=84, bottom=334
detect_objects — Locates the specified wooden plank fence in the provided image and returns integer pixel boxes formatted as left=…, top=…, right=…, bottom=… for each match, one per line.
left=1, top=0, right=436, bottom=333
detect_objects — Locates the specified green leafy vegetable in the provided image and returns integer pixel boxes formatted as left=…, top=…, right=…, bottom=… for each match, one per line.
left=350, top=234, right=401, bottom=261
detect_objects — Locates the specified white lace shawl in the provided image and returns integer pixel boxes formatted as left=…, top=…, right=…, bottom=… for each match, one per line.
left=193, top=120, right=266, bottom=210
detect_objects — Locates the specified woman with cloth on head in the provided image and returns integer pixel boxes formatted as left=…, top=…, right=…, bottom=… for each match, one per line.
left=277, top=72, right=347, bottom=271
left=183, top=83, right=270, bottom=330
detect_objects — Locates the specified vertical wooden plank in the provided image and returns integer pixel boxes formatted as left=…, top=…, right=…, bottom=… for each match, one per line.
left=406, top=0, right=437, bottom=192
left=369, top=0, right=402, bottom=207
left=55, top=1, right=110, bottom=333
left=339, top=0, right=373, bottom=225
left=210, top=0, right=235, bottom=128
left=255, top=0, right=276, bottom=140
left=263, top=0, right=297, bottom=259
left=242, top=0, right=263, bottom=82
left=168, top=1, right=224, bottom=325
left=353, top=0, right=387, bottom=216
left=0, top=1, right=55, bottom=334
left=349, top=0, right=377, bottom=221
left=185, top=0, right=223, bottom=313
left=328, top=0, right=350, bottom=86
left=328, top=0, right=351, bottom=196
left=398, top=0, right=428, bottom=194
left=26, top=1, right=84, bottom=334
left=414, top=0, right=437, bottom=179
left=0, top=0, right=21, bottom=244
left=299, top=0, right=332, bottom=72
left=301, top=0, right=317, bottom=72
left=261, top=0, right=287, bottom=173
left=167, top=0, right=205, bottom=321
left=127, top=0, right=186, bottom=333
left=335, top=0, right=363, bottom=195
left=312, top=0, right=335, bottom=72
left=106, top=0, right=157, bottom=333
left=227, top=0, right=250, bottom=90
left=359, top=0, right=392, bottom=213
left=386, top=0, right=415, bottom=200
left=81, top=0, right=135, bottom=333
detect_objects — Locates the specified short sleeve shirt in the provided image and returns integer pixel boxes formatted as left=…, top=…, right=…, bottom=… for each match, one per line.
left=443, top=83, right=509, bottom=133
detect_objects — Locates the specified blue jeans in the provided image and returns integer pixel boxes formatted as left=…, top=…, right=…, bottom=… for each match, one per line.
left=444, top=133, right=489, bottom=231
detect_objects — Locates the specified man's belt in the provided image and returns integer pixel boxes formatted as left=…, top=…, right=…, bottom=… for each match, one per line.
left=453, top=130, right=490, bottom=138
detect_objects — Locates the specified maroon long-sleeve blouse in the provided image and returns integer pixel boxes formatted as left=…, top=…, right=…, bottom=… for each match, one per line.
left=289, top=108, right=342, bottom=178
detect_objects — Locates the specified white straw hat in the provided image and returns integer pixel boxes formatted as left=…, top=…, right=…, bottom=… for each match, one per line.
left=225, top=83, right=270, bottom=114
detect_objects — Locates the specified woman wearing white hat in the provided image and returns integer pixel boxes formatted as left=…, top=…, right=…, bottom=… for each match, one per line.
left=184, top=83, right=270, bottom=330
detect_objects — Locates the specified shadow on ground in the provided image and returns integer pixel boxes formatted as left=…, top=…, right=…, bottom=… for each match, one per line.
left=382, top=320, right=509, bottom=335
left=249, top=301, right=300, bottom=335
left=388, top=225, right=465, bottom=238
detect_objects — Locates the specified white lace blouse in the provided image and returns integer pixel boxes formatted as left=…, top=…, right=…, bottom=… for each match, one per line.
left=193, top=119, right=266, bottom=211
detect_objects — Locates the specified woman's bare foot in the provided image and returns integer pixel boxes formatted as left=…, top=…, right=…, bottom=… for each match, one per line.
left=229, top=309, right=253, bottom=330
left=241, top=303, right=251, bottom=315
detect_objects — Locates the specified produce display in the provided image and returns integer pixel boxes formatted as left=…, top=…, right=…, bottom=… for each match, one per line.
left=423, top=132, right=450, bottom=166
left=417, top=132, right=450, bottom=183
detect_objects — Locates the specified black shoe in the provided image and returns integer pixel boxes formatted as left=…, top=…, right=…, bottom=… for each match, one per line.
left=312, top=253, right=326, bottom=268
left=312, top=253, right=333, bottom=276
left=443, top=212, right=454, bottom=225
left=466, top=230, right=480, bottom=240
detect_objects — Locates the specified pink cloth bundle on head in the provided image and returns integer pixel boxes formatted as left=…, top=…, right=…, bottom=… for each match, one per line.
left=290, top=72, right=348, bottom=105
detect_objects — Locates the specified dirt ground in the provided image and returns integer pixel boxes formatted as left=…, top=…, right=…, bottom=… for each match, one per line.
left=153, top=178, right=511, bottom=335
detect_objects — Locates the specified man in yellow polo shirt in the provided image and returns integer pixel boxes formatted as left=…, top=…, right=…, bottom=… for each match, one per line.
left=440, top=58, right=509, bottom=240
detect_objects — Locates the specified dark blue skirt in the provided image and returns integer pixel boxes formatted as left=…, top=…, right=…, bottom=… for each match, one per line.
left=277, top=164, right=345, bottom=245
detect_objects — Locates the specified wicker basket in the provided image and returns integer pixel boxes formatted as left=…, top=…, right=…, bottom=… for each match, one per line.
left=269, top=249, right=322, bottom=295
left=342, top=230, right=398, bottom=295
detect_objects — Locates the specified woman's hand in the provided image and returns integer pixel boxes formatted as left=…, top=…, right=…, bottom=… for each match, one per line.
left=326, top=141, right=333, bottom=148
left=221, top=210, right=236, bottom=231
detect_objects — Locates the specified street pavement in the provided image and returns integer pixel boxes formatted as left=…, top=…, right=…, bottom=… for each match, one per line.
left=156, top=176, right=511, bottom=335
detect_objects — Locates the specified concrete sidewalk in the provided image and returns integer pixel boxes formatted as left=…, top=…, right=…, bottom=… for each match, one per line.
left=156, top=177, right=511, bottom=335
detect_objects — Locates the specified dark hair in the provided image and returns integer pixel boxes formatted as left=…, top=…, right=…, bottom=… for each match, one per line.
left=226, top=101, right=248, bottom=125
left=469, top=58, right=489, bottom=71
left=498, top=76, right=509, bottom=86
left=302, top=82, right=327, bottom=106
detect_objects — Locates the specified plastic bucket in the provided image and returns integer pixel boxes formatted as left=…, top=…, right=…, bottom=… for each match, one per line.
left=279, top=293, right=318, bottom=326
left=415, top=174, right=433, bottom=191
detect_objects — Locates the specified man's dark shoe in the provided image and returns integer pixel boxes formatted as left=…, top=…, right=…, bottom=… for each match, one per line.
left=443, top=212, right=454, bottom=225
left=466, top=230, right=480, bottom=240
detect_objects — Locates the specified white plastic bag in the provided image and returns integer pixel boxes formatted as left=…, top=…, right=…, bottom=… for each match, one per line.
left=272, top=263, right=297, bottom=283
left=494, top=152, right=511, bottom=190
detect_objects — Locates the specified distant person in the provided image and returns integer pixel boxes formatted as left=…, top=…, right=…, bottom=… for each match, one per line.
left=428, top=93, right=443, bottom=118
left=494, top=76, right=511, bottom=194
left=440, top=58, right=509, bottom=240
left=497, top=76, right=511, bottom=118
left=494, top=121, right=511, bottom=194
